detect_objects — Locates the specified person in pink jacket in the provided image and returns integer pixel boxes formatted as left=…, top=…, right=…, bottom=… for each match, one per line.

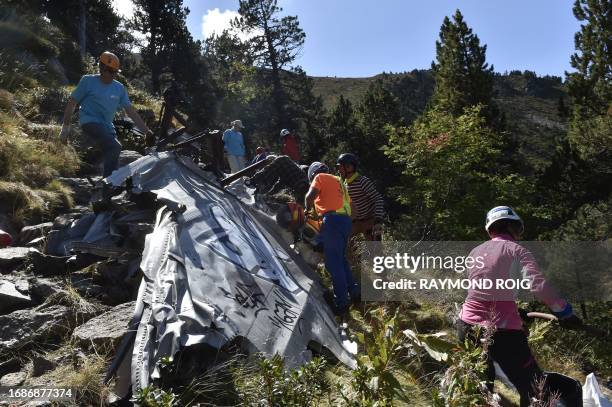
left=458, top=206, right=582, bottom=407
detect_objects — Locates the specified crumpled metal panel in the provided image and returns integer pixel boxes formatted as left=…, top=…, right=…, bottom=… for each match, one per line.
left=107, top=152, right=356, bottom=394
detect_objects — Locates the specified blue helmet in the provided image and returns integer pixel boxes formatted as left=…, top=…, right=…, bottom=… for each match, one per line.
left=308, top=162, right=329, bottom=182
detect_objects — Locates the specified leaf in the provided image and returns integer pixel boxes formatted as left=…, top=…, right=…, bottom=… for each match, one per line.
left=403, top=329, right=453, bottom=362
left=367, top=375, right=379, bottom=392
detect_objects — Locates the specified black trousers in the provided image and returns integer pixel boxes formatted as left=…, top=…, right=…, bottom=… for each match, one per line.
left=457, top=320, right=582, bottom=407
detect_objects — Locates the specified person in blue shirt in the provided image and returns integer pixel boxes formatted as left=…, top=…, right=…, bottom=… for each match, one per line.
left=222, top=120, right=247, bottom=173
left=59, top=51, right=152, bottom=177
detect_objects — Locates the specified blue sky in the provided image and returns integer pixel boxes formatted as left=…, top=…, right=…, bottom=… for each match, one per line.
left=116, top=0, right=581, bottom=78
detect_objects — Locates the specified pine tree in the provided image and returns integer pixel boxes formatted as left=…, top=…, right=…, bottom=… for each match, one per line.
left=130, top=0, right=191, bottom=94
left=130, top=0, right=217, bottom=126
left=355, top=81, right=402, bottom=188
left=557, top=96, right=570, bottom=118
left=327, top=95, right=360, bottom=145
left=430, top=10, right=498, bottom=123
left=566, top=0, right=611, bottom=171
left=233, top=0, right=305, bottom=128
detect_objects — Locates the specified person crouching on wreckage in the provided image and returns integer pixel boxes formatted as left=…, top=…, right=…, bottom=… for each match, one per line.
left=59, top=51, right=153, bottom=177
left=458, top=206, right=583, bottom=407
left=304, top=162, right=359, bottom=316
left=246, top=155, right=309, bottom=203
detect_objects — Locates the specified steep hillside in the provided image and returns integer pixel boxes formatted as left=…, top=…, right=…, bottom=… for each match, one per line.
left=312, top=70, right=568, bottom=172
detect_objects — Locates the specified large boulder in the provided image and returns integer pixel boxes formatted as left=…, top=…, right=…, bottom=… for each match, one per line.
left=72, top=301, right=135, bottom=349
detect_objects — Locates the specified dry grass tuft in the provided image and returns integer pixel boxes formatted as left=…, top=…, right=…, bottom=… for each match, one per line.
left=0, top=88, right=14, bottom=110
left=41, top=350, right=111, bottom=406
left=0, top=180, right=74, bottom=224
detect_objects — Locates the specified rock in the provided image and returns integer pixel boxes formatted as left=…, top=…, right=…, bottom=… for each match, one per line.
left=70, top=272, right=107, bottom=300
left=30, top=355, right=56, bottom=377
left=28, top=277, right=63, bottom=304
left=0, top=358, right=21, bottom=377
left=29, top=250, right=69, bottom=276
left=14, top=278, right=29, bottom=293
left=52, top=213, right=79, bottom=230
left=0, top=370, right=26, bottom=386
left=0, top=305, right=72, bottom=352
left=0, top=280, right=32, bottom=314
left=119, top=150, right=143, bottom=167
left=25, top=236, right=46, bottom=248
left=0, top=247, right=33, bottom=273
left=72, top=301, right=135, bottom=349
left=66, top=253, right=103, bottom=272
left=57, top=177, right=94, bottom=205
left=18, top=222, right=53, bottom=246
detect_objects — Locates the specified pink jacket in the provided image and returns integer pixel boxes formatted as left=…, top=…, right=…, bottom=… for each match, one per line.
left=460, top=233, right=567, bottom=330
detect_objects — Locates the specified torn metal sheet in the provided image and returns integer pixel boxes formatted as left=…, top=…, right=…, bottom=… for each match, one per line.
left=106, top=152, right=356, bottom=395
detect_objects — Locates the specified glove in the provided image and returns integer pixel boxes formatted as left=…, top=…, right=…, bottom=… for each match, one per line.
left=553, top=303, right=583, bottom=329
left=59, top=124, right=71, bottom=144
left=558, top=314, right=583, bottom=330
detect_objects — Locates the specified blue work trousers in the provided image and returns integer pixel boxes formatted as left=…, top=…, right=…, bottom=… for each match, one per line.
left=81, top=122, right=122, bottom=177
left=319, top=213, right=359, bottom=308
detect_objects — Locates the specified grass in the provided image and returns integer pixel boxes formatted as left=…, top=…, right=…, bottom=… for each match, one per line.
left=0, top=180, right=74, bottom=225
left=0, top=102, right=78, bottom=225
left=0, top=88, right=14, bottom=110
left=0, top=112, right=80, bottom=186
left=35, top=348, right=111, bottom=406
left=42, top=282, right=104, bottom=323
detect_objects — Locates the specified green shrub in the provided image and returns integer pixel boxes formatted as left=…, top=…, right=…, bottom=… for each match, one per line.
left=20, top=86, right=70, bottom=122
left=132, top=386, right=178, bottom=407
left=344, top=308, right=410, bottom=406
left=0, top=51, right=40, bottom=91
left=235, top=355, right=329, bottom=406
left=404, top=326, right=497, bottom=406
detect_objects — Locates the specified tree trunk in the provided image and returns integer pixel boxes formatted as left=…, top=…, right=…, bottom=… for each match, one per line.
left=78, top=0, right=87, bottom=57
left=264, top=27, right=288, bottom=128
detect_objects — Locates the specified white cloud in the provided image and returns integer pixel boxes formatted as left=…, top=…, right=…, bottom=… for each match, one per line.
left=201, top=8, right=259, bottom=41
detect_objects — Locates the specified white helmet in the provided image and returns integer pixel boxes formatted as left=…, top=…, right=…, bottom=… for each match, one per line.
left=280, top=128, right=291, bottom=137
left=485, top=206, right=523, bottom=232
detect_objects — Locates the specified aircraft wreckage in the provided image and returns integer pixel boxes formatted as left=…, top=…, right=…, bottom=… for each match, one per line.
left=46, top=151, right=356, bottom=397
